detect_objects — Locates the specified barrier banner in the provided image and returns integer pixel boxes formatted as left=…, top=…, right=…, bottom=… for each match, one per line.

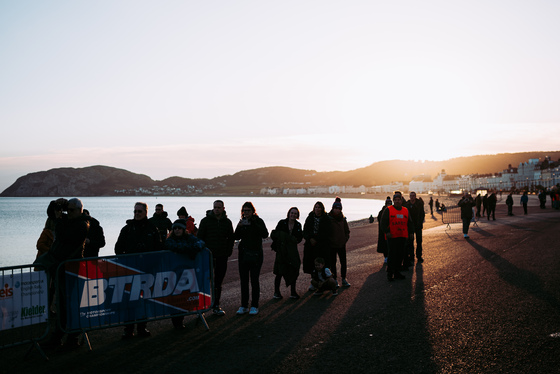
left=63, top=250, right=212, bottom=331
left=0, top=269, right=48, bottom=331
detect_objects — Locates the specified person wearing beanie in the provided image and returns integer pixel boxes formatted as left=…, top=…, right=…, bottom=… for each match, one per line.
left=380, top=194, right=414, bottom=281
left=164, top=218, right=206, bottom=329
left=177, top=206, right=198, bottom=235
left=302, top=201, right=331, bottom=291
left=327, top=197, right=351, bottom=288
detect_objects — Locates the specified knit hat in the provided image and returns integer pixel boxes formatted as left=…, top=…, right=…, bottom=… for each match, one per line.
left=177, top=206, right=188, bottom=217
left=332, top=196, right=343, bottom=210
left=172, top=219, right=187, bottom=230
left=385, top=197, right=392, bottom=206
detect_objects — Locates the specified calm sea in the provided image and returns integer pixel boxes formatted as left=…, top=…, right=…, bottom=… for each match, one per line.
left=0, top=196, right=384, bottom=268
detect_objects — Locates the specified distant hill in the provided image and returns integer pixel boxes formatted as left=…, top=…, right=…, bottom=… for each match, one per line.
left=1, top=151, right=559, bottom=197
left=0, top=166, right=155, bottom=197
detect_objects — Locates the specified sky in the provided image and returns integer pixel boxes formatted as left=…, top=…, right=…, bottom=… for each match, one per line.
left=2, top=0, right=560, bottom=192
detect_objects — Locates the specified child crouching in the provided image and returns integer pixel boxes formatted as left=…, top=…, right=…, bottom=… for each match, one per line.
left=311, top=257, right=338, bottom=296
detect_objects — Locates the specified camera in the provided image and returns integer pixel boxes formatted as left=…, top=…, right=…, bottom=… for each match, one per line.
left=55, top=200, right=69, bottom=212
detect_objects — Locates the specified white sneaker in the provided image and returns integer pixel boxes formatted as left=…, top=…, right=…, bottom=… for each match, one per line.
left=464, top=234, right=470, bottom=238
left=236, top=307, right=249, bottom=315
left=249, top=307, right=259, bottom=315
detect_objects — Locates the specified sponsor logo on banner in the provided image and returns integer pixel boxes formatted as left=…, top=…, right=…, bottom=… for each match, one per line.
left=0, top=272, right=48, bottom=331
left=64, top=250, right=212, bottom=331
left=1, top=283, right=14, bottom=299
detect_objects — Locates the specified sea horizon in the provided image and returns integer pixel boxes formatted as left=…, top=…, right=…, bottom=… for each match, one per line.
left=0, top=195, right=385, bottom=268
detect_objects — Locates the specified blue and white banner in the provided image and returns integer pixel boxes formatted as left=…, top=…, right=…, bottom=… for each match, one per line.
left=0, top=270, right=48, bottom=331
left=63, top=250, right=212, bottom=331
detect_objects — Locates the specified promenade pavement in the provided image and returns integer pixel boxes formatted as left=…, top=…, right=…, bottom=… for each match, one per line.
left=2, top=198, right=559, bottom=374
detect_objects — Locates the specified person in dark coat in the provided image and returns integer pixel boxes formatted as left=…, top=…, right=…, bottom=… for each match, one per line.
left=234, top=202, right=269, bottom=316
left=458, top=192, right=476, bottom=238
left=271, top=207, right=303, bottom=299
left=302, top=201, right=331, bottom=291
left=197, top=200, right=235, bottom=316
left=487, top=191, right=497, bottom=220
left=428, top=196, right=434, bottom=216
left=327, top=197, right=351, bottom=287
left=83, top=209, right=106, bottom=258
left=149, top=203, right=173, bottom=242
left=377, top=198, right=392, bottom=263
left=404, top=191, right=425, bottom=264
left=520, top=191, right=529, bottom=215
left=475, top=194, right=482, bottom=218
left=505, top=192, right=514, bottom=216
left=38, top=198, right=89, bottom=350
left=115, top=202, right=162, bottom=339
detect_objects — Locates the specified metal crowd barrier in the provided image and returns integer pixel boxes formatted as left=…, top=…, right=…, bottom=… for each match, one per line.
left=441, top=206, right=479, bottom=229
left=59, top=248, right=213, bottom=350
left=0, top=264, right=50, bottom=360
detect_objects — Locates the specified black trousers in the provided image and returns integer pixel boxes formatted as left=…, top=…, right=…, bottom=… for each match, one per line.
left=239, top=256, right=263, bottom=308
left=387, top=238, right=407, bottom=276
left=406, top=229, right=423, bottom=260
left=213, top=255, right=229, bottom=307
left=330, top=246, right=347, bottom=280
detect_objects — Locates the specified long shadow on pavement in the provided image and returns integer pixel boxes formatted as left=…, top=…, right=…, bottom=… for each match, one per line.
left=301, top=263, right=439, bottom=373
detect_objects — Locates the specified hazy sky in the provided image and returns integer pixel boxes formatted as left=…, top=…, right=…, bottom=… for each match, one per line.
left=2, top=0, right=560, bottom=191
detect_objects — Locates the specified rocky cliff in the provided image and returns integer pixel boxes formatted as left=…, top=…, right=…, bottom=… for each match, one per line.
left=0, top=165, right=154, bottom=197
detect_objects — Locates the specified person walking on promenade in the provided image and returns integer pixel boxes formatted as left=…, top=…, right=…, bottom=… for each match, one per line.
left=271, top=207, right=303, bottom=299
left=376, top=198, right=392, bottom=264
left=303, top=201, right=331, bottom=291
left=327, top=197, right=351, bottom=287
left=538, top=190, right=547, bottom=209
left=197, top=200, right=235, bottom=316
left=506, top=192, right=514, bottom=216
left=405, top=191, right=425, bottom=264
left=115, top=202, right=162, bottom=339
left=234, top=202, right=269, bottom=316
left=149, top=203, right=173, bottom=242
left=428, top=196, right=434, bottom=216
left=475, top=193, right=482, bottom=218
left=520, top=191, right=529, bottom=215
left=164, top=219, right=206, bottom=329
left=550, top=186, right=560, bottom=210
left=482, top=193, right=488, bottom=217
left=458, top=192, right=476, bottom=238
left=487, top=191, right=497, bottom=221
left=435, top=199, right=441, bottom=212
left=380, top=194, right=414, bottom=281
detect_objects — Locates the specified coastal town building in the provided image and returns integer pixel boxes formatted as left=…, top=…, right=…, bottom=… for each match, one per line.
left=113, top=157, right=559, bottom=196
left=259, top=157, right=560, bottom=196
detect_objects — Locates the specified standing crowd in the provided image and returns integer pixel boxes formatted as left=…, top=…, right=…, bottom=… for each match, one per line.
left=34, top=187, right=553, bottom=349
left=34, top=196, right=354, bottom=348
